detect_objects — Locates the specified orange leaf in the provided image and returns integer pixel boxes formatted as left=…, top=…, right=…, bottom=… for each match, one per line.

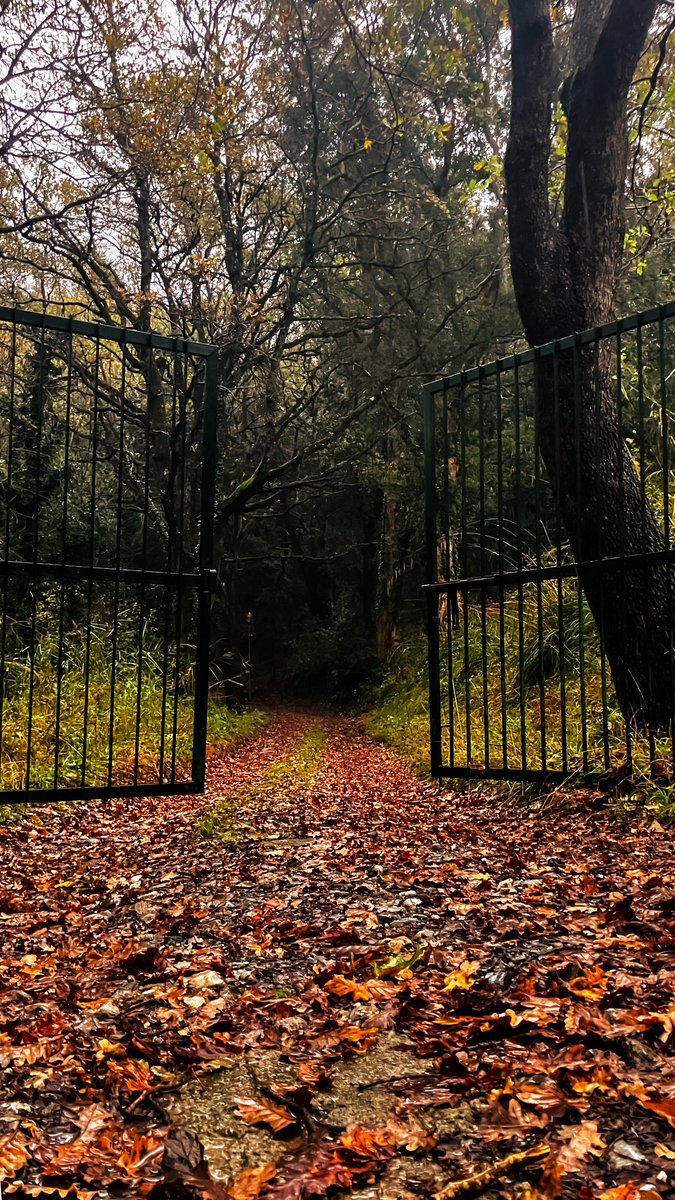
left=642, top=1095, right=675, bottom=1126
left=557, top=1121, right=606, bottom=1172
left=297, top=1061, right=331, bottom=1086
left=338, top=1125, right=396, bottom=1162
left=107, top=1057, right=157, bottom=1093
left=5, top=1186, right=99, bottom=1198
left=385, top=1116, right=438, bottom=1152
left=566, top=965, right=607, bottom=1002
left=234, top=1096, right=296, bottom=1133
left=325, top=974, right=373, bottom=1001
left=600, top=1186, right=663, bottom=1200
left=229, top=1163, right=277, bottom=1200
left=0, top=1130, right=30, bottom=1180
left=443, top=961, right=480, bottom=992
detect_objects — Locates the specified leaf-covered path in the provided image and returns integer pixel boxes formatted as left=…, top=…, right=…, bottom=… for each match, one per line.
left=1, top=711, right=675, bottom=1199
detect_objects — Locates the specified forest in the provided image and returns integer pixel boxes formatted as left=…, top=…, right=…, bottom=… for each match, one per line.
left=1, top=0, right=675, bottom=1197
left=0, top=0, right=673, bottom=790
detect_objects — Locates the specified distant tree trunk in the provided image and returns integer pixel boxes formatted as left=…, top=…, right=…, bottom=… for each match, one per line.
left=376, top=493, right=400, bottom=659
left=505, top=0, right=672, bottom=728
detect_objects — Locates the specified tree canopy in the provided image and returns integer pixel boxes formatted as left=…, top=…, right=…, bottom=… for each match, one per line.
left=0, top=0, right=673, bottom=685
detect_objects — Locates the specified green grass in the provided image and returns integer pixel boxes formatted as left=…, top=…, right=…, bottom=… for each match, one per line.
left=363, top=638, right=435, bottom=777
left=0, top=596, right=267, bottom=794
left=196, top=726, right=328, bottom=841
left=367, top=578, right=674, bottom=801
left=0, top=802, right=28, bottom=828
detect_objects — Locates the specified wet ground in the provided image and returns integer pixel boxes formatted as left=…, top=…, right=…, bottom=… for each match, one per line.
left=1, top=711, right=674, bottom=1199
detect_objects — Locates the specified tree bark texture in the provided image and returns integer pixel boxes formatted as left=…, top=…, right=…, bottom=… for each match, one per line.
left=505, top=0, right=671, bottom=729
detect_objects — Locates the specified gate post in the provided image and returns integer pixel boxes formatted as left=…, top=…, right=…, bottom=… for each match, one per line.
left=423, top=386, right=443, bottom=775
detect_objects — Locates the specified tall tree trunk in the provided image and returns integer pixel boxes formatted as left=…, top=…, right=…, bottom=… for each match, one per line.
left=536, top=351, right=673, bottom=726
left=505, top=0, right=672, bottom=729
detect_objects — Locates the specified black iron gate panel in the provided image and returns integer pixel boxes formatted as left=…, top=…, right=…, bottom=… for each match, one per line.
left=424, top=301, right=675, bottom=783
left=0, top=307, right=217, bottom=802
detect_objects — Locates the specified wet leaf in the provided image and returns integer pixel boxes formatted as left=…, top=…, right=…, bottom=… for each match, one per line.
left=0, top=1130, right=30, bottom=1179
left=234, top=1096, right=297, bottom=1133
left=229, top=1163, right=277, bottom=1200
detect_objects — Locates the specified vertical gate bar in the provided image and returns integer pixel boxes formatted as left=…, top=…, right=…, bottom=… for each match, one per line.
left=192, top=348, right=219, bottom=788
left=423, top=385, right=442, bottom=775
left=442, top=380, right=455, bottom=770
left=572, top=337, right=589, bottom=770
left=53, top=321, right=74, bottom=788
left=441, top=383, right=450, bottom=763
left=593, top=334, right=610, bottom=769
left=532, top=353, right=548, bottom=773
left=495, top=365, right=508, bottom=770
left=81, top=330, right=101, bottom=788
left=134, top=335, right=154, bottom=786
left=171, top=345, right=189, bottom=784
left=460, top=379, right=472, bottom=767
left=108, top=332, right=127, bottom=787
left=553, top=345, right=568, bottom=773
left=441, top=386, right=450, bottom=580
left=636, top=323, right=656, bottom=774
left=158, top=345, right=179, bottom=785
left=25, top=316, right=47, bottom=792
left=0, top=315, right=17, bottom=781
left=615, top=328, right=632, bottom=770
left=513, top=360, right=527, bottom=771
left=658, top=316, right=675, bottom=771
left=478, top=371, right=490, bottom=769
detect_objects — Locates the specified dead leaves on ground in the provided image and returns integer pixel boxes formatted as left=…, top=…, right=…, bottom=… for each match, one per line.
left=1, top=712, right=675, bottom=1199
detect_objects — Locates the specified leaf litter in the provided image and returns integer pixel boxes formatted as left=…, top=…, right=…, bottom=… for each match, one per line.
left=0, top=710, right=674, bottom=1199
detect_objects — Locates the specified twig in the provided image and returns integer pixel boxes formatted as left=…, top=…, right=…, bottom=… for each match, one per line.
left=434, top=1143, right=550, bottom=1200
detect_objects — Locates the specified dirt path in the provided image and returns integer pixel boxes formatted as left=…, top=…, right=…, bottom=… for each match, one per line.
left=1, top=711, right=674, bottom=1199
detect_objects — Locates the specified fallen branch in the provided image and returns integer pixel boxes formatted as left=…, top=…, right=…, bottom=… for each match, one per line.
left=434, top=1142, right=551, bottom=1200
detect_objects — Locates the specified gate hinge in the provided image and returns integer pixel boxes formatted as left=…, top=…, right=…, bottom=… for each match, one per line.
left=201, top=568, right=219, bottom=593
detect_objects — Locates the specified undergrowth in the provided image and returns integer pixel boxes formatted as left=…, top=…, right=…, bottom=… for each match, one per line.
left=366, top=598, right=675, bottom=822
left=0, top=803, right=27, bottom=828
left=363, top=638, right=433, bottom=778
left=196, top=726, right=328, bottom=841
left=0, top=608, right=267, bottom=794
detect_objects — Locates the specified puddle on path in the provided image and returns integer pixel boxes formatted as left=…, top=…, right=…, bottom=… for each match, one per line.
left=163, top=1035, right=440, bottom=1185
left=164, top=1051, right=299, bottom=1182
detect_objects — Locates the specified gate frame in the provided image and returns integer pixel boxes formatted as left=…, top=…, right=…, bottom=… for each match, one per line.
left=0, top=306, right=219, bottom=803
left=423, top=300, right=675, bottom=784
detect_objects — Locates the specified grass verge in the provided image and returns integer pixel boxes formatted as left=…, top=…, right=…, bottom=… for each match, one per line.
left=365, top=622, right=675, bottom=822
left=0, top=609, right=268, bottom=792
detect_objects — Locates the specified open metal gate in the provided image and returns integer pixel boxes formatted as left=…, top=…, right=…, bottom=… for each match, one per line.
left=424, top=301, right=675, bottom=784
left=0, top=307, right=217, bottom=802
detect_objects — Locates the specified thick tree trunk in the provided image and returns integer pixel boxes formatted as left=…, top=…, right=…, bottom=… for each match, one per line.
left=505, top=0, right=672, bottom=730
left=536, top=351, right=673, bottom=727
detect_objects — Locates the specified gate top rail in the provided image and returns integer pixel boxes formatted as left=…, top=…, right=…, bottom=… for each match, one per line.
left=426, top=299, right=675, bottom=394
left=0, top=304, right=216, bottom=358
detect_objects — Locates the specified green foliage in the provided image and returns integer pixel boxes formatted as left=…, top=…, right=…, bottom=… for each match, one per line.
left=367, top=584, right=673, bottom=789
left=363, top=636, right=433, bottom=776
left=0, top=597, right=266, bottom=792
left=0, top=803, right=27, bottom=827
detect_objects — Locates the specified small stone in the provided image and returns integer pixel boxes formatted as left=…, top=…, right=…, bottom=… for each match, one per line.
left=186, top=970, right=227, bottom=992
left=607, top=1139, right=647, bottom=1171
